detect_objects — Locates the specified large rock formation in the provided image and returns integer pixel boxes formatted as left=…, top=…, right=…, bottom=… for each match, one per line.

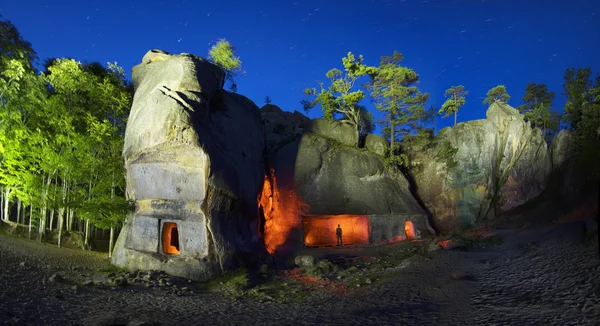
left=413, top=102, right=552, bottom=233
left=260, top=113, right=433, bottom=256
left=112, top=50, right=267, bottom=280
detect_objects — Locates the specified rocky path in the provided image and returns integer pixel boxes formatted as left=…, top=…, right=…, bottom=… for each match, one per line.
left=1, top=218, right=599, bottom=326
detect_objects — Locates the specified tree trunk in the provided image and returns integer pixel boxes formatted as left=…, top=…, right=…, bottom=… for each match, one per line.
left=109, top=226, right=115, bottom=258
left=597, top=181, right=599, bottom=260
left=67, top=207, right=74, bottom=231
left=454, top=111, right=457, bottom=127
left=38, top=212, right=45, bottom=242
left=28, top=204, right=33, bottom=240
left=390, top=120, right=395, bottom=152
left=57, top=208, right=64, bottom=248
left=3, top=187, right=11, bottom=222
left=84, top=219, right=90, bottom=249
left=57, top=170, right=68, bottom=248
left=49, top=210, right=55, bottom=231
left=16, top=198, right=21, bottom=225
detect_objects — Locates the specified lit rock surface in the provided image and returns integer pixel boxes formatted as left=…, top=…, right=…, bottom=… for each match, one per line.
left=112, top=50, right=267, bottom=280
left=260, top=115, right=432, bottom=255
left=413, top=102, right=552, bottom=232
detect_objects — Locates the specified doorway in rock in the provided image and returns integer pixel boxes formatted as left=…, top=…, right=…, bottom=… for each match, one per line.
left=405, top=221, right=416, bottom=240
left=162, top=222, right=181, bottom=254
left=303, top=215, right=369, bottom=247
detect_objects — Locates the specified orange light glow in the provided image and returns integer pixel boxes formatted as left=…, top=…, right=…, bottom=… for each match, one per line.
left=303, top=215, right=369, bottom=247
left=438, top=240, right=452, bottom=249
left=162, top=222, right=180, bottom=255
left=376, top=234, right=407, bottom=245
left=258, top=168, right=307, bottom=254
left=405, top=221, right=416, bottom=240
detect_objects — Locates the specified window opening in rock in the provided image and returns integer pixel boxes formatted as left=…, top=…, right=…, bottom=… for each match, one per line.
left=303, top=215, right=369, bottom=247
left=162, top=222, right=180, bottom=254
left=405, top=221, right=416, bottom=240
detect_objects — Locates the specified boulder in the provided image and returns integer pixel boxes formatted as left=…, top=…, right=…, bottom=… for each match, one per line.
left=551, top=130, right=574, bottom=169
left=112, top=50, right=267, bottom=281
left=413, top=102, right=552, bottom=232
left=260, top=122, right=432, bottom=255
left=365, top=134, right=388, bottom=156
left=300, top=118, right=358, bottom=147
left=260, top=105, right=309, bottom=154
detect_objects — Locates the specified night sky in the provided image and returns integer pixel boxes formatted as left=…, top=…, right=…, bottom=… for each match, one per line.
left=2, top=0, right=599, bottom=133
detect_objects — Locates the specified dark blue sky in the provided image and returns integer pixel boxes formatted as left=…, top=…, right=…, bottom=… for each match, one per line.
left=2, top=0, right=599, bottom=132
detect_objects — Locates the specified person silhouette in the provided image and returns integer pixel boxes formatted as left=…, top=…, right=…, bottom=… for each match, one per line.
left=336, top=224, right=343, bottom=247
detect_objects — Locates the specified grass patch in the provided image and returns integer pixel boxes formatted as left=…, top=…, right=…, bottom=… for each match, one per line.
left=99, top=264, right=129, bottom=275
left=456, top=234, right=504, bottom=251
left=300, top=260, right=341, bottom=278
left=245, top=279, right=308, bottom=303
left=201, top=267, right=250, bottom=295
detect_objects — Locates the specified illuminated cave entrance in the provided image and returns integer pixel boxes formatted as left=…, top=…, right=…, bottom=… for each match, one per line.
left=303, top=215, right=370, bottom=247
left=162, top=222, right=181, bottom=255
left=405, top=221, right=416, bottom=240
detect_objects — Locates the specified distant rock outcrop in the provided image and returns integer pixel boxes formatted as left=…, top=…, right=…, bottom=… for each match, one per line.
left=112, top=50, right=267, bottom=280
left=412, top=102, right=552, bottom=233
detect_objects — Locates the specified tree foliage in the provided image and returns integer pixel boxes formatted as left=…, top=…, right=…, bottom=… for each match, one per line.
left=570, top=71, right=600, bottom=180
left=0, top=18, right=132, bottom=249
left=517, top=83, right=560, bottom=142
left=208, top=39, right=244, bottom=93
left=563, top=67, right=593, bottom=130
left=301, top=52, right=374, bottom=146
left=483, top=85, right=510, bottom=105
left=439, top=85, right=468, bottom=127
left=367, top=51, right=429, bottom=152
left=518, top=83, right=555, bottom=114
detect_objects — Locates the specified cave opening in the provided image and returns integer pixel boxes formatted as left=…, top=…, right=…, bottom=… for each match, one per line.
left=303, top=215, right=370, bottom=247
left=162, top=222, right=181, bottom=255
left=405, top=220, right=415, bottom=240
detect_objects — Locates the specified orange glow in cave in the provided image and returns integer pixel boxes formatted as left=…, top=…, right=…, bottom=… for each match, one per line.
left=405, top=221, right=416, bottom=240
left=258, top=169, right=306, bottom=254
left=303, top=215, right=370, bottom=247
left=162, top=222, right=180, bottom=255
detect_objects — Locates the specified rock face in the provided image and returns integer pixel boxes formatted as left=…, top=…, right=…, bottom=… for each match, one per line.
left=112, top=50, right=267, bottom=280
left=413, top=102, right=552, bottom=233
left=260, top=113, right=432, bottom=256
left=260, top=104, right=309, bottom=155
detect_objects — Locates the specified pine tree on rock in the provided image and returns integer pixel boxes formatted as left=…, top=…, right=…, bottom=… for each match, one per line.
left=301, top=52, right=374, bottom=147
left=483, top=85, right=510, bottom=105
left=367, top=51, right=429, bottom=153
left=439, top=85, right=468, bottom=127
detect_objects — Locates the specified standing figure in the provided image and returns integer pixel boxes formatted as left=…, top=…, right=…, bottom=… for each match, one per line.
left=336, top=224, right=343, bottom=247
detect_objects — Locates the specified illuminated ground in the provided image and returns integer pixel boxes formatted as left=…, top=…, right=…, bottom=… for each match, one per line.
left=0, top=202, right=598, bottom=325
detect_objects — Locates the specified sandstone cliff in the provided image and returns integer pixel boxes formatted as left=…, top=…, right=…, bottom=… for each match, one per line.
left=412, top=102, right=552, bottom=233
left=112, top=50, right=267, bottom=280
left=260, top=108, right=433, bottom=256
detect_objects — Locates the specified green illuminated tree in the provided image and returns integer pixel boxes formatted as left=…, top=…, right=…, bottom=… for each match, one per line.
left=518, top=83, right=555, bottom=115
left=439, top=85, right=468, bottom=127
left=367, top=51, right=429, bottom=153
left=301, top=52, right=374, bottom=146
left=208, top=39, right=244, bottom=92
left=563, top=67, right=593, bottom=130
left=483, top=85, right=510, bottom=105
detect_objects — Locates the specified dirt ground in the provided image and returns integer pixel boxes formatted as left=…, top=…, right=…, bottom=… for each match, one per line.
left=1, top=201, right=599, bottom=326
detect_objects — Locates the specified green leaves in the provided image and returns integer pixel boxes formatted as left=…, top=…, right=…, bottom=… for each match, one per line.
left=301, top=52, right=372, bottom=145
left=439, top=85, right=468, bottom=126
left=368, top=50, right=429, bottom=152
left=483, top=85, right=510, bottom=105
left=518, top=83, right=555, bottom=115
left=208, top=39, right=244, bottom=92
